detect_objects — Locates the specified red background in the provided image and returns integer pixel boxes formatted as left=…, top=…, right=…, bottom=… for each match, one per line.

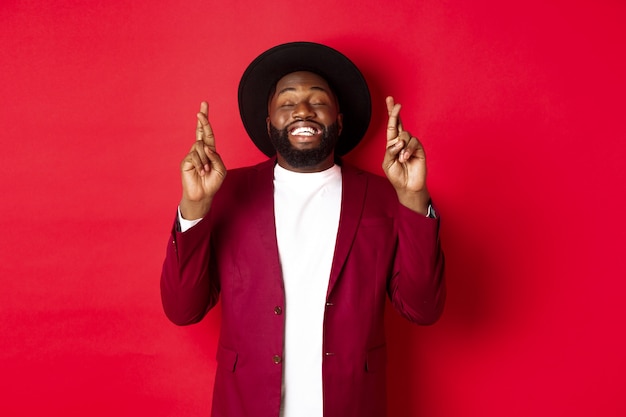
left=1, top=0, right=625, bottom=416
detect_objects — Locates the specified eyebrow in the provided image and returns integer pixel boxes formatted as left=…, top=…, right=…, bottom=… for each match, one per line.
left=275, top=85, right=331, bottom=97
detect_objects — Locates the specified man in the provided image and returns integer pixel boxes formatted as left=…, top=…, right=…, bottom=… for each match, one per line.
left=161, top=42, right=445, bottom=417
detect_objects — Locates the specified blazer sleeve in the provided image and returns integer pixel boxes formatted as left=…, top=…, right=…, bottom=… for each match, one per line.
left=160, top=212, right=220, bottom=325
left=387, top=203, right=446, bottom=325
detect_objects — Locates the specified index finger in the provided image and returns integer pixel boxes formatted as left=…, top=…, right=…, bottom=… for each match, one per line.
left=196, top=101, right=216, bottom=150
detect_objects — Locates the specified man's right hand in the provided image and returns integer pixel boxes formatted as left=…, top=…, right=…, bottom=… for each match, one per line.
left=179, top=101, right=226, bottom=220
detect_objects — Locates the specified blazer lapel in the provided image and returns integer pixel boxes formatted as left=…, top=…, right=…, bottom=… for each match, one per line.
left=247, top=158, right=283, bottom=280
left=327, top=164, right=367, bottom=297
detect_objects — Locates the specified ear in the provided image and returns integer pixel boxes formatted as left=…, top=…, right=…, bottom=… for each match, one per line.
left=266, top=116, right=271, bottom=136
left=337, top=113, right=344, bottom=136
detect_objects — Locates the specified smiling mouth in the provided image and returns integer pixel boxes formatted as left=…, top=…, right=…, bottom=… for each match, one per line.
left=289, top=126, right=322, bottom=137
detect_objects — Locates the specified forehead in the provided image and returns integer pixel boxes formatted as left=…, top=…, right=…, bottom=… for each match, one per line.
left=273, top=71, right=334, bottom=95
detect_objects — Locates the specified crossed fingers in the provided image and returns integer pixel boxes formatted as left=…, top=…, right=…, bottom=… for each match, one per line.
left=188, top=101, right=218, bottom=175
left=196, top=101, right=216, bottom=149
left=385, top=96, right=422, bottom=163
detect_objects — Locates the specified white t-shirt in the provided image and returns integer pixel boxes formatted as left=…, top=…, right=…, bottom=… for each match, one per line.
left=273, top=163, right=342, bottom=417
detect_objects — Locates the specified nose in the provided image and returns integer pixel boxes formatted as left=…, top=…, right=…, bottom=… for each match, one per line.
left=292, top=101, right=315, bottom=120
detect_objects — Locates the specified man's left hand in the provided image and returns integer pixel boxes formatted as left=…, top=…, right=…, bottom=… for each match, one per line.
left=382, top=96, right=431, bottom=215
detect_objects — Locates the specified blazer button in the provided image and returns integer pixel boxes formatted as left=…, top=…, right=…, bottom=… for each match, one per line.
left=274, top=306, right=283, bottom=315
left=272, top=355, right=282, bottom=364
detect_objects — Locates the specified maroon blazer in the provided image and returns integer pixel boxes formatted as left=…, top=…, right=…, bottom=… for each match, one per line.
left=161, top=158, right=445, bottom=417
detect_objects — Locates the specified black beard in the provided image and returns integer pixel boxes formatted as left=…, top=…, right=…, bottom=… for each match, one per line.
left=268, top=122, right=340, bottom=168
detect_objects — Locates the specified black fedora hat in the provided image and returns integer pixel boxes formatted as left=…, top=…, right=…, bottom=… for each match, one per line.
left=238, top=41, right=371, bottom=157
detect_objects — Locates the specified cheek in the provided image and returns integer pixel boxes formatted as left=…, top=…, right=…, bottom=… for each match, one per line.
left=323, top=110, right=340, bottom=124
left=269, top=110, right=288, bottom=127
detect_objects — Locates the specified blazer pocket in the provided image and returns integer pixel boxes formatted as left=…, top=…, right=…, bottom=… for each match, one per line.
left=216, top=344, right=238, bottom=372
left=365, top=344, right=387, bottom=373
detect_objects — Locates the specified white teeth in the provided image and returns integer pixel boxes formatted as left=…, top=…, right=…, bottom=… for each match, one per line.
left=291, top=127, right=317, bottom=136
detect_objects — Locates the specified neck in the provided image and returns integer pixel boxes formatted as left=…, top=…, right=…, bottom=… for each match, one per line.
left=275, top=153, right=335, bottom=173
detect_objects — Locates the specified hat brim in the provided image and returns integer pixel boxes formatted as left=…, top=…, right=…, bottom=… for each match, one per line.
left=238, top=42, right=371, bottom=157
